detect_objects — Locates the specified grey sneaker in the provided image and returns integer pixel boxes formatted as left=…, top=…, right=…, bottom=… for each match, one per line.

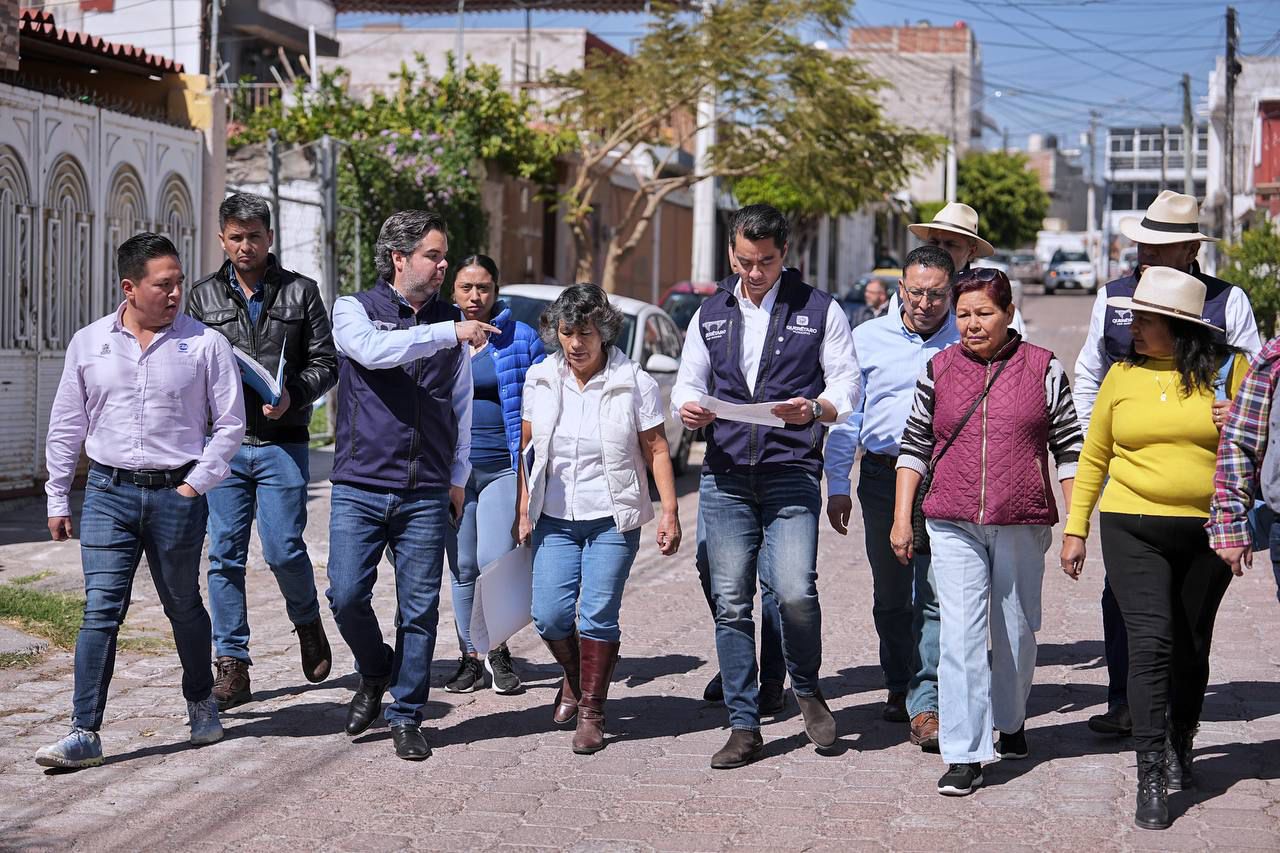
left=35, top=728, right=104, bottom=769
left=486, top=644, right=524, bottom=695
left=188, top=697, right=224, bottom=746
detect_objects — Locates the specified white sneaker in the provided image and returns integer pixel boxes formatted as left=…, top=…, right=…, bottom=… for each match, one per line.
left=187, top=697, right=224, bottom=746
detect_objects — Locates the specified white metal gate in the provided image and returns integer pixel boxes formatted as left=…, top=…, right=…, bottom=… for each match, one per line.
left=0, top=83, right=204, bottom=493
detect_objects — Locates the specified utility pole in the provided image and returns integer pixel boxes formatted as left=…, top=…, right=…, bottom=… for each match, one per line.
left=1225, top=5, right=1241, bottom=242
left=946, top=66, right=958, bottom=203
left=1160, top=125, right=1168, bottom=186
left=208, top=0, right=220, bottom=83
left=690, top=0, right=718, bottom=283
left=1181, top=73, right=1195, bottom=196
left=1087, top=111, right=1099, bottom=279
left=267, top=129, right=281, bottom=266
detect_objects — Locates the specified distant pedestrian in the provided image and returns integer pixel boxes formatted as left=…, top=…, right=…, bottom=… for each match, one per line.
left=893, top=268, right=1082, bottom=797
left=326, top=210, right=497, bottom=761
left=1072, top=190, right=1260, bottom=739
left=1060, top=267, right=1245, bottom=830
left=442, top=254, right=544, bottom=696
left=674, top=204, right=861, bottom=769
left=37, top=233, right=246, bottom=769
left=825, top=245, right=959, bottom=752
left=187, top=192, right=338, bottom=710
left=516, top=284, right=681, bottom=754
left=851, top=278, right=890, bottom=327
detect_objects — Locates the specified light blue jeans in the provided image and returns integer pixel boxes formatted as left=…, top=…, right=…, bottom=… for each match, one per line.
left=531, top=516, right=640, bottom=643
left=444, top=464, right=518, bottom=654
left=928, top=518, right=1051, bottom=764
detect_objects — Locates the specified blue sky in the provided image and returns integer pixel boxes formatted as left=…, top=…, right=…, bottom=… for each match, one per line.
left=341, top=0, right=1280, bottom=151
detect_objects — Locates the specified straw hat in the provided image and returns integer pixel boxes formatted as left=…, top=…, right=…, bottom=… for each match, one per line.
left=908, top=202, right=995, bottom=258
left=1106, top=266, right=1222, bottom=332
left=1119, top=190, right=1213, bottom=245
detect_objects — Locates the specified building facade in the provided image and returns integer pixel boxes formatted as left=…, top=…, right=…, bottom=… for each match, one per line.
left=1105, top=123, right=1209, bottom=237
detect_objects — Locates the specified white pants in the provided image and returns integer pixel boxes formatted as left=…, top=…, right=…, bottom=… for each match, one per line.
left=927, top=519, right=1051, bottom=764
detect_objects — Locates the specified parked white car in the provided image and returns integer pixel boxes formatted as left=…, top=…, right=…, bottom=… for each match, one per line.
left=500, top=283, right=693, bottom=473
left=1043, top=250, right=1098, bottom=295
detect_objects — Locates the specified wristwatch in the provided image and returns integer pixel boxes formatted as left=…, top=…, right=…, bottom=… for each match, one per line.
left=808, top=399, right=823, bottom=422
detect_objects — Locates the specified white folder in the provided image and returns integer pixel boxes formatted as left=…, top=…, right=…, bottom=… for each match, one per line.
left=469, top=545, right=534, bottom=655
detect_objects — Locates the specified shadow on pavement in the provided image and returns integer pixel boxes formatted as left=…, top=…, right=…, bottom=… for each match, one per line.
left=1036, top=640, right=1107, bottom=669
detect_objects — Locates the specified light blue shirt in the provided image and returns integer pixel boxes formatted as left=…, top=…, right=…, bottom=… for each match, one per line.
left=823, top=310, right=960, bottom=496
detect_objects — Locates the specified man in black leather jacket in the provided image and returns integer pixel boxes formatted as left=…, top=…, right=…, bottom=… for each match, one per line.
left=187, top=193, right=338, bottom=709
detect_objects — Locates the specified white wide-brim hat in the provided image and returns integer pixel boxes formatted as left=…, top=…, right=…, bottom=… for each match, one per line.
left=1106, top=265, right=1223, bottom=333
left=1119, top=189, right=1214, bottom=245
left=908, top=202, right=995, bottom=258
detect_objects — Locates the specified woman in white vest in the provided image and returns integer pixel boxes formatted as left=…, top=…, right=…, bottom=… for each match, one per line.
left=516, top=284, right=682, bottom=755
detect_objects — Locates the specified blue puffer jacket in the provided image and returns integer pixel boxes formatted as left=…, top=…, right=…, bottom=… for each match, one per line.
left=484, top=300, right=546, bottom=467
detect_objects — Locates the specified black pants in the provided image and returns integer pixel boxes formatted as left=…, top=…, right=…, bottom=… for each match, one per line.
left=1100, top=513, right=1233, bottom=753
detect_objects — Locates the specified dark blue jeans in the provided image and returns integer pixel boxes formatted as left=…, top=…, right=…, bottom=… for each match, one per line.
left=205, top=442, right=321, bottom=663
left=857, top=455, right=939, bottom=716
left=1269, top=511, right=1280, bottom=604
left=326, top=483, right=449, bottom=726
left=700, top=468, right=823, bottom=731
left=73, top=466, right=214, bottom=730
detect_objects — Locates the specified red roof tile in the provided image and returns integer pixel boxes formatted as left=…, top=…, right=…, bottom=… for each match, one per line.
left=18, top=8, right=185, bottom=74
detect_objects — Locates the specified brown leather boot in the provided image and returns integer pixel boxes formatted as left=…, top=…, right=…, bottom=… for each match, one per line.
left=543, top=634, right=581, bottom=725
left=572, top=637, right=620, bottom=754
left=212, top=656, right=251, bottom=710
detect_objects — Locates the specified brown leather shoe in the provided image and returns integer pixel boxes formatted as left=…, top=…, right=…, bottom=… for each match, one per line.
left=295, top=618, right=332, bottom=684
left=711, top=729, right=764, bottom=769
left=795, top=691, right=837, bottom=749
left=543, top=634, right=581, bottom=725
left=910, top=710, right=940, bottom=752
left=572, top=637, right=620, bottom=754
left=212, top=656, right=251, bottom=710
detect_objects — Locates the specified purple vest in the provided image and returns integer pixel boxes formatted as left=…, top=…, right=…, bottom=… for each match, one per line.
left=922, top=337, right=1057, bottom=526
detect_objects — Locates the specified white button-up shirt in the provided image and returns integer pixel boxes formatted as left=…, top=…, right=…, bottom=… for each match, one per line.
left=524, top=359, right=664, bottom=521
left=45, top=304, right=247, bottom=517
left=671, top=276, right=862, bottom=420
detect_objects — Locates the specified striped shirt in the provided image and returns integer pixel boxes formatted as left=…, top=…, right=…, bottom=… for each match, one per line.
left=897, top=350, right=1083, bottom=479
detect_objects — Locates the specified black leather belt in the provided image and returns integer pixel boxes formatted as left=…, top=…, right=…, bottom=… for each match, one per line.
left=864, top=451, right=898, bottom=469
left=91, top=461, right=197, bottom=488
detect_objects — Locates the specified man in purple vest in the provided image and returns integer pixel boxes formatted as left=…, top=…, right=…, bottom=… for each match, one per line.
left=1073, top=190, right=1260, bottom=737
left=327, top=210, right=497, bottom=760
left=674, top=204, right=861, bottom=769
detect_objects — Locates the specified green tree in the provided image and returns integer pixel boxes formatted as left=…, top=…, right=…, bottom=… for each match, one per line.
left=1219, top=223, right=1280, bottom=338
left=549, top=0, right=942, bottom=292
left=231, top=59, right=568, bottom=294
left=953, top=150, right=1049, bottom=249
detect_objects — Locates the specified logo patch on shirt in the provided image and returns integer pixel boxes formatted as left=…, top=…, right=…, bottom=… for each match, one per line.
left=786, top=313, right=819, bottom=336
left=701, top=319, right=728, bottom=341
left=373, top=320, right=399, bottom=331
left=99, top=344, right=111, bottom=355
left=1111, top=308, right=1133, bottom=327
left=177, top=342, right=189, bottom=353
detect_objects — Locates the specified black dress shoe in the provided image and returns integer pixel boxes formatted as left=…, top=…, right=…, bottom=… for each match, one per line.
left=759, top=681, right=788, bottom=717
left=1088, top=704, right=1132, bottom=736
left=711, top=729, right=764, bottom=769
left=390, top=722, right=431, bottom=761
left=345, top=676, right=389, bottom=736
left=703, top=672, right=724, bottom=702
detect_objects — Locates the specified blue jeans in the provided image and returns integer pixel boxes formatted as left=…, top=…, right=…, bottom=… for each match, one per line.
left=857, top=455, right=939, bottom=716
left=531, top=516, right=640, bottom=643
left=444, top=464, right=518, bottom=654
left=325, top=483, right=450, bottom=726
left=695, top=508, right=786, bottom=685
left=73, top=466, right=213, bottom=730
left=205, top=442, right=321, bottom=663
left=700, top=468, right=823, bottom=731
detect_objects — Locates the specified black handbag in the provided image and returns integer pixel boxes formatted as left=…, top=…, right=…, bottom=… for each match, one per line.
left=911, top=357, right=1012, bottom=554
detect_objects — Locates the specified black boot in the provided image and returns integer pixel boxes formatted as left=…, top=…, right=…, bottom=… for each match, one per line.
left=1135, top=750, right=1170, bottom=830
left=1165, top=724, right=1198, bottom=791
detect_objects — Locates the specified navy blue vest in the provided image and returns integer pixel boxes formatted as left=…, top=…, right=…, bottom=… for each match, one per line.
left=699, top=269, right=832, bottom=474
left=1101, top=266, right=1233, bottom=369
left=331, top=280, right=463, bottom=491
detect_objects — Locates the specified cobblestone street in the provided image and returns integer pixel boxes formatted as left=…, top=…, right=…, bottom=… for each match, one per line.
left=1, top=293, right=1279, bottom=852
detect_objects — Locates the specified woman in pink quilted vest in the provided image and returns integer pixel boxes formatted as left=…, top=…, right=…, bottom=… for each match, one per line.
left=889, top=269, right=1083, bottom=798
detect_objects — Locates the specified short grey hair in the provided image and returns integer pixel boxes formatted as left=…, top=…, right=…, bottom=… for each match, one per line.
left=219, top=192, right=271, bottom=231
left=538, top=284, right=624, bottom=353
left=374, top=210, right=448, bottom=281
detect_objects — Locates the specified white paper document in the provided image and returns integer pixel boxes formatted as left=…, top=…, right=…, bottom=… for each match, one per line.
left=469, top=545, right=534, bottom=655
left=698, top=394, right=787, bottom=428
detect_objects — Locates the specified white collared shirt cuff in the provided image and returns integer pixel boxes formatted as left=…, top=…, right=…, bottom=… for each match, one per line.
left=47, top=495, right=70, bottom=518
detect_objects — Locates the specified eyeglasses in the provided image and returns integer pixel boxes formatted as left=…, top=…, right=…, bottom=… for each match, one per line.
left=901, top=286, right=950, bottom=304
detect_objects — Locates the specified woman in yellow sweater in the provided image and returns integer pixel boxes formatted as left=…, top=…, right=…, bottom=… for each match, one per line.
left=1059, top=267, right=1243, bottom=831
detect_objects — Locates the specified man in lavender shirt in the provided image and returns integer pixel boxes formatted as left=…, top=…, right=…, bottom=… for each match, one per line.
left=36, top=233, right=246, bottom=769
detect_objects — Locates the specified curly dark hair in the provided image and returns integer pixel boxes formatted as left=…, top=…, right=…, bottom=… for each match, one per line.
left=1125, top=315, right=1237, bottom=397
left=538, top=283, right=624, bottom=353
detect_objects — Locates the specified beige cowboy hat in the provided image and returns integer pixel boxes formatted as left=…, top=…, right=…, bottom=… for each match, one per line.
left=1119, top=190, right=1214, bottom=245
left=1106, top=266, right=1223, bottom=333
left=908, top=202, right=995, bottom=258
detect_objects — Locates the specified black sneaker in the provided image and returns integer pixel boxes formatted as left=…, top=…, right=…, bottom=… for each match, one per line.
left=485, top=644, right=524, bottom=695
left=995, top=726, right=1029, bottom=760
left=937, top=762, right=984, bottom=796
left=444, top=655, right=485, bottom=693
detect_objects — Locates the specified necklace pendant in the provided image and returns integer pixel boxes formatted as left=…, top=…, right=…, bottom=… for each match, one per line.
left=1160, top=392, right=1167, bottom=402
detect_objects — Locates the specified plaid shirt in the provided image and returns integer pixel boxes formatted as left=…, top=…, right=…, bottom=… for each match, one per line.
left=1208, top=336, right=1280, bottom=549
